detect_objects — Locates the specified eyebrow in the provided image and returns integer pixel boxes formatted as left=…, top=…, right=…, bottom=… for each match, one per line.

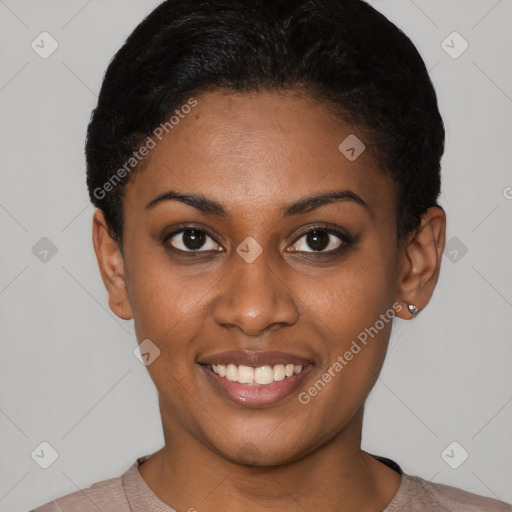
left=145, top=189, right=370, bottom=217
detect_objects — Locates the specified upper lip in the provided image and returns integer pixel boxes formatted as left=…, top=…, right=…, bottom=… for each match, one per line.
left=198, top=350, right=312, bottom=367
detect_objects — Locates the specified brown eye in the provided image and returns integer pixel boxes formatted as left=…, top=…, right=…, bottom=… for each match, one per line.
left=166, top=229, right=221, bottom=252
left=289, top=228, right=347, bottom=253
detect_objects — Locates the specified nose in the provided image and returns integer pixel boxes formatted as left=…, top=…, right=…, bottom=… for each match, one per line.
left=212, top=247, right=300, bottom=337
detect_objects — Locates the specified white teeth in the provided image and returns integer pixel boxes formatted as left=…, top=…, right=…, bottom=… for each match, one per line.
left=226, top=364, right=238, bottom=382
left=209, top=363, right=306, bottom=385
left=273, top=364, right=286, bottom=381
left=254, top=365, right=274, bottom=385
left=238, top=365, right=254, bottom=384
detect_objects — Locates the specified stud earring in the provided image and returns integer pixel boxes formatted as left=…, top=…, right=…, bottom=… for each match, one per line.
left=407, top=304, right=419, bottom=316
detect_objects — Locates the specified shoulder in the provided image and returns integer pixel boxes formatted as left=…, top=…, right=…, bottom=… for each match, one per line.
left=29, top=473, right=129, bottom=512
left=397, top=473, right=512, bottom=512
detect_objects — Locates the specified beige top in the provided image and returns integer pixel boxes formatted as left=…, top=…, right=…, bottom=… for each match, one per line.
left=31, top=453, right=512, bottom=511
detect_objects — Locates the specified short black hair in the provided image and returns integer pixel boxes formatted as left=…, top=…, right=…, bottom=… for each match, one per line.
left=86, top=0, right=445, bottom=245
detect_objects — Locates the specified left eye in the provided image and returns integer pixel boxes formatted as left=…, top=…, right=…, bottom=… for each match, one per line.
left=289, top=229, right=345, bottom=253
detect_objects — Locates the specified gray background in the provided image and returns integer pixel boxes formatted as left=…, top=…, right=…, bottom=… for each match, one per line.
left=0, top=0, right=511, bottom=510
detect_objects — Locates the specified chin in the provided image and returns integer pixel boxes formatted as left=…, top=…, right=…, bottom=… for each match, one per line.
left=215, top=435, right=308, bottom=468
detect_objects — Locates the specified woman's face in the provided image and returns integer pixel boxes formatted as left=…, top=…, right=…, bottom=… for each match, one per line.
left=114, top=90, right=405, bottom=465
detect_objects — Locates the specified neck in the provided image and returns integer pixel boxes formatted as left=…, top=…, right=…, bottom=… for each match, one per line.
left=138, top=405, right=402, bottom=512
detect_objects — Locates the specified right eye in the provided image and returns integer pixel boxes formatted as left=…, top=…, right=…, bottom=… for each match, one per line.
left=164, top=228, right=223, bottom=253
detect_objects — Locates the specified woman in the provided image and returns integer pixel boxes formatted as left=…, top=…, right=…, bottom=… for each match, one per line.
left=32, top=0, right=512, bottom=510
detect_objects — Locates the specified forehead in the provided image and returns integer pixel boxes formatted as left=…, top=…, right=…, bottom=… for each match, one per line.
left=125, top=90, right=395, bottom=216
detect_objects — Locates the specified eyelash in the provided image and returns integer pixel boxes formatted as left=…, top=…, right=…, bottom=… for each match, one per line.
left=162, top=223, right=353, bottom=256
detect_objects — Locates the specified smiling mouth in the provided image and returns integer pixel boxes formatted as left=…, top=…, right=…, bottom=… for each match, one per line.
left=207, top=363, right=305, bottom=385
left=197, top=349, right=314, bottom=407
left=200, top=362, right=313, bottom=407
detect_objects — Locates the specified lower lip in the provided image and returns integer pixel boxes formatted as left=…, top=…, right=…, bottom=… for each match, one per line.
left=200, top=364, right=313, bottom=408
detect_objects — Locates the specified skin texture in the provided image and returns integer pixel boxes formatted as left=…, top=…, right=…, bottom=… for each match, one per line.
left=93, top=90, right=446, bottom=512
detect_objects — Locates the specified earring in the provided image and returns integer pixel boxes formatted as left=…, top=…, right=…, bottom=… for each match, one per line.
left=407, top=304, right=419, bottom=316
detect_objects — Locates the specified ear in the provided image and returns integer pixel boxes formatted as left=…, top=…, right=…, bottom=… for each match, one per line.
left=92, top=209, right=133, bottom=320
left=395, top=207, right=446, bottom=320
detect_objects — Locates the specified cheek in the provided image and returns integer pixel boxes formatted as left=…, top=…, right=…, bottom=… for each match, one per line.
left=295, top=284, right=393, bottom=438
left=295, top=243, right=397, bottom=404
left=125, top=243, right=208, bottom=339
left=125, top=252, right=221, bottom=402
left=299, top=248, right=396, bottom=344
left=126, top=263, right=204, bottom=398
